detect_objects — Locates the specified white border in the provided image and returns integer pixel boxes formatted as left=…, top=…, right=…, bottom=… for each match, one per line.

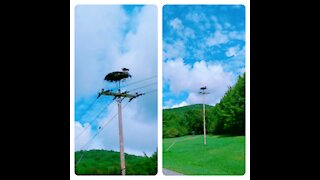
left=70, top=0, right=250, bottom=180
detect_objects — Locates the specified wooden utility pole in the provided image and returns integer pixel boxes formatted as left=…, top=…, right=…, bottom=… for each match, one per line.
left=117, top=95, right=125, bottom=175
left=99, top=69, right=143, bottom=175
left=199, top=86, right=209, bottom=145
left=203, top=99, right=206, bottom=145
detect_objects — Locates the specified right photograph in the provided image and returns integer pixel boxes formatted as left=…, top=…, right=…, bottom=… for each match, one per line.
left=162, top=5, right=246, bottom=175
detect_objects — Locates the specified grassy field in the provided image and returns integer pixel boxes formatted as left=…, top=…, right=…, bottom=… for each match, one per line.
left=163, top=135, right=245, bottom=175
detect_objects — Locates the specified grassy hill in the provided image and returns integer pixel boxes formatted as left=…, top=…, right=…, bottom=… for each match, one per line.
left=163, top=135, right=245, bottom=175
left=75, top=149, right=157, bottom=175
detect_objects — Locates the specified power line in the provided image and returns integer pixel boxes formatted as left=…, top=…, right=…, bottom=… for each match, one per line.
left=123, top=75, right=157, bottom=88
left=75, top=97, right=100, bottom=121
left=126, top=82, right=157, bottom=92
left=143, top=89, right=157, bottom=94
left=105, top=75, right=157, bottom=91
left=75, top=99, right=116, bottom=141
left=77, top=102, right=130, bottom=150
left=98, top=101, right=129, bottom=132
left=75, top=101, right=130, bottom=166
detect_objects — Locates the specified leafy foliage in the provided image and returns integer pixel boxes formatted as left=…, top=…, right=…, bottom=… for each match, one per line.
left=163, top=73, right=245, bottom=137
left=212, top=73, right=245, bottom=135
left=75, top=149, right=157, bottom=175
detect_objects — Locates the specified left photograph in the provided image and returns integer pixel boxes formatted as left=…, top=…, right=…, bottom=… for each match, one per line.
left=74, top=5, right=158, bottom=175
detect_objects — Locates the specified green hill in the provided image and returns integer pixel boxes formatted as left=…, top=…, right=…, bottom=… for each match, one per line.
left=163, top=73, right=245, bottom=138
left=164, top=104, right=207, bottom=112
left=75, top=149, right=157, bottom=175
left=163, top=104, right=214, bottom=138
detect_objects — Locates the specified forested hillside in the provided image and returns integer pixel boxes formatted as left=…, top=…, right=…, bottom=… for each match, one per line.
left=75, top=150, right=157, bottom=175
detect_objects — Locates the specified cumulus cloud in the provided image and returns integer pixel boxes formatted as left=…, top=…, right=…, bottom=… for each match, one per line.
left=162, top=5, right=245, bottom=109
left=75, top=5, right=157, bottom=156
left=171, top=101, right=189, bottom=108
left=75, top=6, right=127, bottom=100
left=87, top=101, right=158, bottom=156
left=163, top=59, right=234, bottom=105
left=75, top=121, right=94, bottom=151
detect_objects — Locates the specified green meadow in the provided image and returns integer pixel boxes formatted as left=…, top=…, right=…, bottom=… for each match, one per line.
left=163, top=135, right=245, bottom=175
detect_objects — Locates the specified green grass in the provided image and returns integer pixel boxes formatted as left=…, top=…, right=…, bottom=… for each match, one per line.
left=75, top=150, right=157, bottom=175
left=163, top=135, right=245, bottom=175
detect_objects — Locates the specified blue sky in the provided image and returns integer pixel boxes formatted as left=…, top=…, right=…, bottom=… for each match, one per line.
left=74, top=5, right=157, bottom=156
left=163, top=5, right=245, bottom=108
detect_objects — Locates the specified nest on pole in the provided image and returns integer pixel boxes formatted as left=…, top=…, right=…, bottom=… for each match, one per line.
left=104, top=71, right=132, bottom=82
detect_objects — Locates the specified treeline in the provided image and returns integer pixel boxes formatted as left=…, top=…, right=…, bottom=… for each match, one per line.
left=75, top=149, right=157, bottom=175
left=163, top=73, right=245, bottom=138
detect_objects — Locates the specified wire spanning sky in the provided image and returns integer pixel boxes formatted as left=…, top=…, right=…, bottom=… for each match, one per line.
left=74, top=5, right=157, bottom=156
left=163, top=5, right=245, bottom=108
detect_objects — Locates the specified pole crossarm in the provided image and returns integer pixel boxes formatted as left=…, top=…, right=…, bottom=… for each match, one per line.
left=199, top=91, right=210, bottom=95
left=98, top=90, right=144, bottom=101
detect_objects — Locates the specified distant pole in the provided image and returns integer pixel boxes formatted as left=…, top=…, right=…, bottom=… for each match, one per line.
left=203, top=98, right=206, bottom=145
left=199, top=86, right=209, bottom=145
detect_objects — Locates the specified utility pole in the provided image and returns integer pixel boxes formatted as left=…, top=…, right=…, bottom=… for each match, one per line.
left=199, top=86, right=209, bottom=145
left=98, top=68, right=143, bottom=175
left=117, top=93, right=125, bottom=175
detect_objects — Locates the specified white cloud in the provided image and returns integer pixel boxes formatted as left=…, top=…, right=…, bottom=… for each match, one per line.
left=91, top=101, right=157, bottom=156
left=186, top=12, right=212, bottom=31
left=206, top=31, right=229, bottom=46
left=171, top=101, right=189, bottom=108
left=170, top=18, right=183, bottom=30
left=75, top=5, right=158, bottom=156
left=75, top=6, right=127, bottom=100
left=205, top=16, right=244, bottom=47
left=186, top=12, right=205, bottom=23
left=164, top=99, right=173, bottom=106
left=226, top=45, right=241, bottom=57
left=163, top=40, right=185, bottom=60
left=183, top=27, right=195, bottom=39
left=163, top=59, right=234, bottom=105
left=229, top=31, right=245, bottom=40
left=75, top=121, right=94, bottom=151
left=169, top=17, right=196, bottom=41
